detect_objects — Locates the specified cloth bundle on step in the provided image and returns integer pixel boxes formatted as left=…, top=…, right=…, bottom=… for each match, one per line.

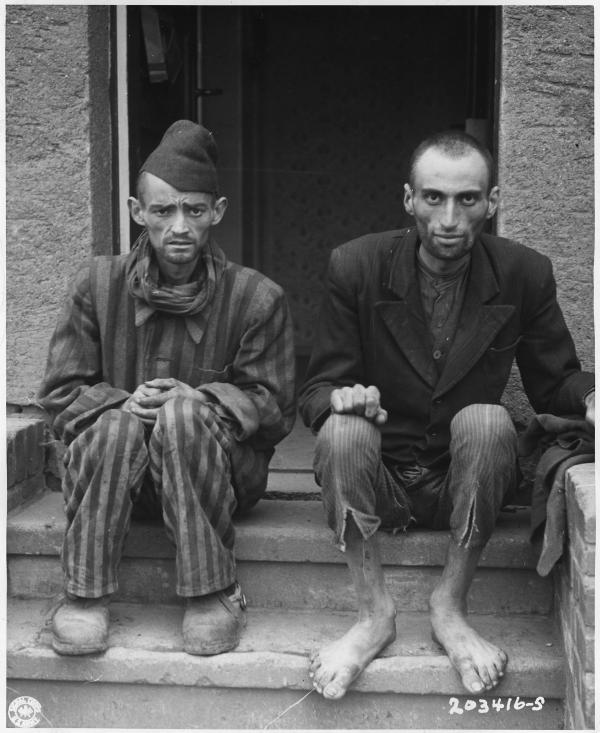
left=518, top=414, right=594, bottom=577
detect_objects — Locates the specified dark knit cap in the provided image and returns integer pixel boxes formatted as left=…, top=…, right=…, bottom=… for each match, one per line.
left=140, top=120, right=219, bottom=194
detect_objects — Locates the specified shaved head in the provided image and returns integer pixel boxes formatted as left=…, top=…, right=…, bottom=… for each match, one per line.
left=408, top=130, right=494, bottom=192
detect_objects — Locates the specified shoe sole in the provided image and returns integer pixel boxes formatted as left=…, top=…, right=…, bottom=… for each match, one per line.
left=183, top=618, right=245, bottom=655
left=183, top=636, right=241, bottom=655
left=52, top=638, right=108, bottom=656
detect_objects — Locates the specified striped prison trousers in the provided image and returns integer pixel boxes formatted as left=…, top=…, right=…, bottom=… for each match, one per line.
left=61, top=397, right=255, bottom=598
left=314, top=404, right=519, bottom=551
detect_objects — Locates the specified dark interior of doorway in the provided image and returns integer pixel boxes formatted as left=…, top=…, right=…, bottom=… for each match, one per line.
left=123, top=6, right=496, bottom=368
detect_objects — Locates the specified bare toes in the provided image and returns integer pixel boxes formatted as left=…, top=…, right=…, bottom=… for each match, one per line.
left=457, top=662, right=485, bottom=694
left=323, top=668, right=356, bottom=700
left=323, top=681, right=345, bottom=700
left=490, top=651, right=507, bottom=680
left=478, top=665, right=493, bottom=689
left=314, top=666, right=334, bottom=691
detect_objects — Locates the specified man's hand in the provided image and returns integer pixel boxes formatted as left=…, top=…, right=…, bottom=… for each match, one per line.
left=330, top=384, right=388, bottom=426
left=122, top=379, right=207, bottom=424
left=121, top=383, right=163, bottom=425
left=584, top=390, right=595, bottom=427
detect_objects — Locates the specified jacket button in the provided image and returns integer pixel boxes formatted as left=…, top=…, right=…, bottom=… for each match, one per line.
left=433, top=349, right=442, bottom=360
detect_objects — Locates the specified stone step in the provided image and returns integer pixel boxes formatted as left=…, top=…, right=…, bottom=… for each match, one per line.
left=7, top=491, right=541, bottom=567
left=7, top=598, right=564, bottom=729
left=269, top=419, right=315, bottom=472
left=9, top=554, right=553, bottom=614
left=265, top=469, right=320, bottom=498
left=8, top=492, right=552, bottom=613
left=6, top=415, right=47, bottom=511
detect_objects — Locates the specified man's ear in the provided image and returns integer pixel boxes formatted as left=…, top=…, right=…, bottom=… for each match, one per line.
left=486, top=186, right=500, bottom=219
left=211, top=196, right=228, bottom=226
left=403, top=183, right=415, bottom=216
left=128, top=197, right=146, bottom=227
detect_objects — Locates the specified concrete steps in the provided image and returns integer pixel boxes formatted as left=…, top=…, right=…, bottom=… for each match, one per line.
left=8, top=598, right=564, bottom=729
left=9, top=493, right=552, bottom=614
left=6, top=419, right=566, bottom=728
left=7, top=487, right=565, bottom=728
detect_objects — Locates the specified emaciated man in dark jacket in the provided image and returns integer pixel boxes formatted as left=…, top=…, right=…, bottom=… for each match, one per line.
left=299, top=130, right=594, bottom=700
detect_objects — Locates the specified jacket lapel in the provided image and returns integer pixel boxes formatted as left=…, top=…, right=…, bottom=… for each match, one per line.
left=434, top=238, right=515, bottom=398
left=374, top=231, right=515, bottom=395
left=374, top=230, right=438, bottom=388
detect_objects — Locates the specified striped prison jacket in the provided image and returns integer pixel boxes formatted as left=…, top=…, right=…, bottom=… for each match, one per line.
left=38, top=242, right=297, bottom=501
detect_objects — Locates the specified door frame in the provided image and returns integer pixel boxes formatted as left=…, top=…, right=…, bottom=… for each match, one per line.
left=113, top=7, right=498, bottom=257
left=115, top=5, right=131, bottom=254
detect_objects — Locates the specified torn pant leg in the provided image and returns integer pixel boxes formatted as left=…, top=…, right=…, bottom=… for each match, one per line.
left=446, top=403, right=518, bottom=548
left=314, top=414, right=411, bottom=551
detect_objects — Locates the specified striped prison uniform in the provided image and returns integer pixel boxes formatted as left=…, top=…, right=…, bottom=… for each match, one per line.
left=38, top=241, right=296, bottom=598
left=314, top=404, right=518, bottom=551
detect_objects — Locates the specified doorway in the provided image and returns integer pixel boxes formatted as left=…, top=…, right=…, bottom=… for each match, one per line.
left=124, top=6, right=496, bottom=359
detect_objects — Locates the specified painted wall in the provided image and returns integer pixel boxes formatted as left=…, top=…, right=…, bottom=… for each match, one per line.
left=6, top=5, right=113, bottom=404
left=496, top=5, right=594, bottom=425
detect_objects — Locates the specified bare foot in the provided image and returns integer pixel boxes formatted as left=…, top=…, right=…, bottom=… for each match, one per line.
left=430, top=593, right=508, bottom=694
left=309, top=609, right=396, bottom=700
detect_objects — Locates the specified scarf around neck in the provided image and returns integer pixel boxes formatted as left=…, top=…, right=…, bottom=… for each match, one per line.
left=126, top=230, right=226, bottom=317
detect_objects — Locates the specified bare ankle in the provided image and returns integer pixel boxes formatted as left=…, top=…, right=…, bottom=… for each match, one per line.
left=429, top=586, right=466, bottom=616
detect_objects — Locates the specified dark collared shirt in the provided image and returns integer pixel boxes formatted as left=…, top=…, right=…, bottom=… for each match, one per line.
left=417, top=253, right=470, bottom=376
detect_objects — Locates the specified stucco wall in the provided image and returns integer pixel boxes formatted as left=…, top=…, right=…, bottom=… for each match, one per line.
left=5, top=6, right=594, bottom=409
left=6, top=5, right=113, bottom=404
left=497, top=5, right=594, bottom=424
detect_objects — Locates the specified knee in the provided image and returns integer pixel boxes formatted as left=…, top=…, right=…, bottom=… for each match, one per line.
left=93, top=408, right=145, bottom=445
left=451, top=403, right=516, bottom=446
left=65, top=409, right=146, bottom=485
left=154, top=398, right=219, bottom=449
left=316, top=413, right=380, bottom=457
left=156, top=397, right=212, bottom=430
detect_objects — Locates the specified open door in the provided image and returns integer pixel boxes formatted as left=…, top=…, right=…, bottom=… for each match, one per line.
left=124, top=6, right=496, bottom=366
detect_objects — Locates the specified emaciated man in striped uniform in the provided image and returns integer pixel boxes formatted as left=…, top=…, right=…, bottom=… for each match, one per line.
left=39, top=120, right=296, bottom=656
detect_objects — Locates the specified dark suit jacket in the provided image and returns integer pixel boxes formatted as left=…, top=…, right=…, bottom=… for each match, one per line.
left=299, top=228, right=593, bottom=470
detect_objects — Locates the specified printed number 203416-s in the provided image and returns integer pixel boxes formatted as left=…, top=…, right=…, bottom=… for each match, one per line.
left=448, top=696, right=545, bottom=715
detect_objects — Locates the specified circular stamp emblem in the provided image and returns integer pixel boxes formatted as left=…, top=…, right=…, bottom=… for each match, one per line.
left=7, top=696, right=42, bottom=728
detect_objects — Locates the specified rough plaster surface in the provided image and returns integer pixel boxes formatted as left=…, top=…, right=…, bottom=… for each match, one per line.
left=6, top=6, right=594, bottom=412
left=497, top=6, right=594, bottom=421
left=6, top=6, right=112, bottom=403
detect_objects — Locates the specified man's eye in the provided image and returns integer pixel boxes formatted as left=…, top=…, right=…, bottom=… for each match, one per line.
left=460, top=194, right=478, bottom=206
left=156, top=208, right=170, bottom=216
left=424, top=193, right=441, bottom=204
left=188, top=208, right=205, bottom=217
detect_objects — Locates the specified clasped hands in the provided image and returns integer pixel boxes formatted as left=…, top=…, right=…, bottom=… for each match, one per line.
left=330, top=384, right=388, bottom=426
left=121, top=378, right=207, bottom=425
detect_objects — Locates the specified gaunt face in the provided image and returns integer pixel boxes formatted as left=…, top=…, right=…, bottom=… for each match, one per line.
left=128, top=172, right=227, bottom=283
left=404, top=147, right=499, bottom=273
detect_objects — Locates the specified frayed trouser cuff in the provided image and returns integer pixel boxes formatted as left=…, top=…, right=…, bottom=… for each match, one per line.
left=450, top=494, right=496, bottom=549
left=334, top=506, right=383, bottom=552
